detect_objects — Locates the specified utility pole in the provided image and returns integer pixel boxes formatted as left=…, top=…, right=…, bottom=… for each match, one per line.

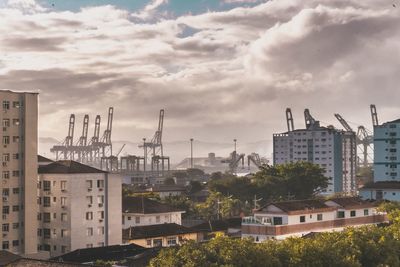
left=253, top=195, right=262, bottom=210
left=190, top=138, right=194, bottom=169
left=234, top=139, right=237, bottom=153
left=143, top=138, right=147, bottom=182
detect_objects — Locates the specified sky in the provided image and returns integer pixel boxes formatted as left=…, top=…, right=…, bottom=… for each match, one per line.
left=0, top=0, right=400, bottom=160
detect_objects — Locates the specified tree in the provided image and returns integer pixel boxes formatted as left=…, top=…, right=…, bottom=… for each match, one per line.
left=164, top=177, right=176, bottom=185
left=162, top=195, right=194, bottom=218
left=195, top=192, right=242, bottom=220
left=187, top=180, right=204, bottom=194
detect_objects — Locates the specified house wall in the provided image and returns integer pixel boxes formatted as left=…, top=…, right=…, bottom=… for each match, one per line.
left=126, top=232, right=198, bottom=248
left=359, top=188, right=400, bottom=201
left=123, top=212, right=182, bottom=229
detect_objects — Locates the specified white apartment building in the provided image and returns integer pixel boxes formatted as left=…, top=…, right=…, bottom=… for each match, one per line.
left=242, top=197, right=386, bottom=241
left=0, top=90, right=38, bottom=256
left=37, top=160, right=122, bottom=257
left=122, top=196, right=184, bottom=229
left=273, top=123, right=356, bottom=194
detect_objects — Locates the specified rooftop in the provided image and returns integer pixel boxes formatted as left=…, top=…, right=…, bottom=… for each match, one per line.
left=261, top=199, right=330, bottom=213
left=384, top=118, right=400, bottom=124
left=38, top=160, right=107, bottom=174
left=38, top=155, right=54, bottom=163
left=190, top=218, right=242, bottom=232
left=0, top=250, right=21, bottom=266
left=123, top=223, right=196, bottom=240
left=51, top=243, right=146, bottom=263
left=123, top=196, right=185, bottom=214
left=327, top=197, right=377, bottom=209
left=362, top=181, right=400, bottom=190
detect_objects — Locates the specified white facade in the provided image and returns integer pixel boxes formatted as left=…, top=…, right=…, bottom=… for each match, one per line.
left=123, top=211, right=183, bottom=229
left=38, top=167, right=122, bottom=257
left=273, top=127, right=356, bottom=194
left=0, top=91, right=38, bottom=256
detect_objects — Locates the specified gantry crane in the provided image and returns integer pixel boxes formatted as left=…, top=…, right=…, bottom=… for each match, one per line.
left=76, top=115, right=89, bottom=162
left=304, top=108, right=318, bottom=129
left=50, top=114, right=76, bottom=160
left=286, top=108, right=294, bottom=132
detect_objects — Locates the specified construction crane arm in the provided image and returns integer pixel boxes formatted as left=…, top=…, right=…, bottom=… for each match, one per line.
left=286, top=108, right=294, bottom=132
left=304, top=109, right=316, bottom=129
left=334, top=114, right=353, bottom=132
left=370, top=104, right=379, bottom=127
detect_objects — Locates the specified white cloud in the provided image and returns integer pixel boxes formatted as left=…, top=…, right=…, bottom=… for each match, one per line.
left=131, top=0, right=168, bottom=21
left=6, top=0, right=46, bottom=13
left=0, top=0, right=399, bottom=160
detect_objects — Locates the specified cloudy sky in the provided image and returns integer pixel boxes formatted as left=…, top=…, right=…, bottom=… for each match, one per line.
left=0, top=0, right=399, bottom=160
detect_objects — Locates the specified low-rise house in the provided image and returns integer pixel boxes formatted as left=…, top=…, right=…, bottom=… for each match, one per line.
left=242, top=197, right=387, bottom=242
left=359, top=181, right=400, bottom=201
left=147, top=185, right=187, bottom=199
left=190, top=218, right=242, bottom=241
left=122, top=197, right=185, bottom=229
left=123, top=223, right=198, bottom=248
left=37, top=160, right=122, bottom=257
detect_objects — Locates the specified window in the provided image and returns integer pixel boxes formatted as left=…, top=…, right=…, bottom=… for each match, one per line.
left=12, top=119, right=19, bottom=126
left=273, top=217, right=282, bottom=225
left=12, top=240, right=19, bottom=247
left=337, top=211, right=345, bottom=218
left=135, top=217, right=140, bottom=224
left=87, top=196, right=93, bottom=205
left=53, top=229, right=57, bottom=238
left=98, top=226, right=104, bottom=235
left=61, top=197, right=66, bottom=206
left=61, top=229, right=68, bottom=237
left=2, top=153, right=9, bottom=162
left=350, top=210, right=356, bottom=217
left=2, top=119, right=9, bottom=127
left=146, top=239, right=151, bottom=246
left=2, top=189, right=9, bottom=196
left=300, top=216, right=305, bottom=223
left=317, top=214, right=323, bottom=221
left=86, top=180, right=93, bottom=189
left=2, top=171, right=9, bottom=179
left=12, top=101, right=20, bottom=108
left=364, top=209, right=369, bottom=216
left=61, top=246, right=67, bottom=253
left=98, top=195, right=104, bottom=204
left=61, top=213, right=67, bottom=221
left=61, top=181, right=67, bottom=190
left=153, top=239, right=162, bottom=247
left=156, top=216, right=160, bottom=223
left=2, top=241, right=9, bottom=250
left=167, top=237, right=177, bottom=246
left=98, top=211, right=104, bottom=220
left=87, top=227, right=93, bottom=236
left=43, top=228, right=51, bottom=239
left=2, top=136, right=9, bottom=145
left=3, top=206, right=9, bottom=215
left=12, top=136, right=19, bottom=143
left=43, top=181, right=51, bottom=191
left=43, top=213, right=51, bottom=223
left=43, top=244, right=50, bottom=251
left=43, top=197, right=51, bottom=207
left=97, top=180, right=104, bottom=188
left=3, top=101, right=10, bottom=110
left=12, top=171, right=19, bottom=177
left=86, top=212, right=93, bottom=220
left=12, top=205, right=19, bottom=212
left=12, top=153, right=19, bottom=160
left=390, top=132, right=397, bottom=137
left=12, top=223, right=19, bottom=229
left=2, top=223, right=9, bottom=232
left=98, top=242, right=105, bottom=247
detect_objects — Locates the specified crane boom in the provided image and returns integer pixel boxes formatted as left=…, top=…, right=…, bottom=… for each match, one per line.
left=370, top=104, right=379, bottom=127
left=78, top=115, right=89, bottom=146
left=286, top=108, right=294, bottom=132
left=334, top=114, right=353, bottom=132
left=65, top=114, right=75, bottom=147
left=304, top=109, right=316, bottom=129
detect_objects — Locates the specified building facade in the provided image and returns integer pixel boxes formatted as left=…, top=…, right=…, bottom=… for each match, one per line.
left=38, top=161, right=122, bottom=257
left=242, top=198, right=386, bottom=241
left=0, top=90, right=38, bottom=256
left=122, top=197, right=184, bottom=229
left=273, top=123, right=356, bottom=194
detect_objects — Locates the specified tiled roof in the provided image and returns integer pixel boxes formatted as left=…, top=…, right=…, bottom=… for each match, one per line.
left=123, top=223, right=195, bottom=240
left=38, top=155, right=54, bottom=163
left=263, top=199, right=329, bottom=213
left=51, top=244, right=146, bottom=263
left=38, top=160, right=107, bottom=174
left=0, top=250, right=21, bottom=265
left=327, top=197, right=377, bottom=209
left=123, top=196, right=184, bottom=214
left=190, top=218, right=242, bottom=232
left=361, top=181, right=400, bottom=190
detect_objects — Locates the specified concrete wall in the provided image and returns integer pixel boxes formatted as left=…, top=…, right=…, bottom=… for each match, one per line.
left=123, top=212, right=182, bottom=229
left=106, top=173, right=122, bottom=246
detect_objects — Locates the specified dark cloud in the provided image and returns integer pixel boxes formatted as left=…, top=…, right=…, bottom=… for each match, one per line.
left=2, top=36, right=68, bottom=51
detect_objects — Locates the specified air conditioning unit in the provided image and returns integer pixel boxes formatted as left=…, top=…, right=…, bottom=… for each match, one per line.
left=98, top=203, right=103, bottom=208
left=61, top=205, right=67, bottom=209
left=99, top=188, right=104, bottom=192
left=61, top=189, right=67, bottom=193
left=88, top=204, right=92, bottom=208
left=87, top=188, right=92, bottom=192
left=2, top=233, right=7, bottom=238
left=2, top=196, right=8, bottom=202
left=99, top=219, right=103, bottom=223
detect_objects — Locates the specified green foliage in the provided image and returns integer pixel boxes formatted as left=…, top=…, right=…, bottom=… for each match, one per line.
left=187, top=180, right=204, bottom=194
left=209, top=162, right=329, bottom=206
left=194, top=192, right=244, bottom=220
left=164, top=177, right=176, bottom=185
left=162, top=195, right=194, bottom=218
